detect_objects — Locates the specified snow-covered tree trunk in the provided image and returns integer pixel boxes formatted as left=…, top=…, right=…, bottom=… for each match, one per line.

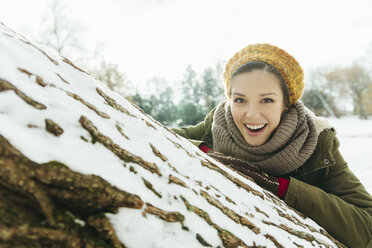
left=0, top=22, right=345, bottom=248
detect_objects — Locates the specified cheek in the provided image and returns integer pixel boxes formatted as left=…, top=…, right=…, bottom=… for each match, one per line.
left=230, top=106, right=242, bottom=124
left=268, top=107, right=283, bottom=125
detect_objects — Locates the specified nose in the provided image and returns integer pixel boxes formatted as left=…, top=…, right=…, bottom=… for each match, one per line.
left=244, top=103, right=260, bottom=118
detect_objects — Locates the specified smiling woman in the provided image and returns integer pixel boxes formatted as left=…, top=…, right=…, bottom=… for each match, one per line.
left=230, top=67, right=286, bottom=146
left=172, top=43, right=372, bottom=247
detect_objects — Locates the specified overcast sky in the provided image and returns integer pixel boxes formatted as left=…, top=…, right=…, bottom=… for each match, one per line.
left=2, top=0, right=372, bottom=86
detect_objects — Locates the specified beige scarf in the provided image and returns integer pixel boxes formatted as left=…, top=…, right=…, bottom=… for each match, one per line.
left=212, top=101, right=318, bottom=176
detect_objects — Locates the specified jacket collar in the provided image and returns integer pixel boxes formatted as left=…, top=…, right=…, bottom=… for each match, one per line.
left=296, top=127, right=337, bottom=177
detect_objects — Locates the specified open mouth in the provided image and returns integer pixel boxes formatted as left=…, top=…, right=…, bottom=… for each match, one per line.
left=244, top=124, right=267, bottom=135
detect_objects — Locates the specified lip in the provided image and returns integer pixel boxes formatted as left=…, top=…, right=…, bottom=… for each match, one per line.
left=244, top=124, right=267, bottom=137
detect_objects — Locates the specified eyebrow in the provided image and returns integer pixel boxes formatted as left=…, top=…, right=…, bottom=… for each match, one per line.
left=232, top=92, right=279, bottom=97
left=232, top=92, right=245, bottom=97
left=260, top=93, right=279, bottom=97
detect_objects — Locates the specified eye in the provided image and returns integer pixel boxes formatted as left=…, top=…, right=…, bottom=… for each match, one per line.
left=234, top=98, right=245, bottom=104
left=262, top=98, right=274, bottom=103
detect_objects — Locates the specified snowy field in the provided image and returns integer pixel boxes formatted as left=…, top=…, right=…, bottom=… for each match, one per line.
left=325, top=116, right=372, bottom=194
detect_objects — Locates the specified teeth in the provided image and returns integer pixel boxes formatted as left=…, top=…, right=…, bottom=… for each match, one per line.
left=245, top=124, right=265, bottom=130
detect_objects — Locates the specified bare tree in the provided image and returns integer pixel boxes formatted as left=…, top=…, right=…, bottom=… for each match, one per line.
left=39, top=0, right=84, bottom=58
left=325, top=63, right=372, bottom=119
left=303, top=68, right=339, bottom=117
left=38, top=1, right=132, bottom=98
left=91, top=60, right=133, bottom=98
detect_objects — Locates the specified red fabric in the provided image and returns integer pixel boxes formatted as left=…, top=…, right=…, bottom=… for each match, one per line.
left=199, top=144, right=211, bottom=153
left=278, top=177, right=290, bottom=199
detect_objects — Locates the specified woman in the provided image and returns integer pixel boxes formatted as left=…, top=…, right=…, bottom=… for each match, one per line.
left=172, top=44, right=372, bottom=247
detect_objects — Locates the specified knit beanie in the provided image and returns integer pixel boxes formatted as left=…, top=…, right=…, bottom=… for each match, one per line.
left=223, top=44, right=304, bottom=105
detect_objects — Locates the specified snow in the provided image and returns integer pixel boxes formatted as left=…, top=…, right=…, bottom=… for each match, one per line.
left=1, top=21, right=367, bottom=247
left=324, top=116, right=372, bottom=194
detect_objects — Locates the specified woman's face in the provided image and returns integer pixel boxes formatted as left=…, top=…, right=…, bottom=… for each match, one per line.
left=230, top=70, right=285, bottom=146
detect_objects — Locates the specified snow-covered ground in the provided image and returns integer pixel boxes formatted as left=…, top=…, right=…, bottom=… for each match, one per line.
left=325, top=116, right=372, bottom=194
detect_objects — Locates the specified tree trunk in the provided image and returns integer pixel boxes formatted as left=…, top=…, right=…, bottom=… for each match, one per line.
left=317, top=92, right=337, bottom=118
left=0, top=22, right=346, bottom=248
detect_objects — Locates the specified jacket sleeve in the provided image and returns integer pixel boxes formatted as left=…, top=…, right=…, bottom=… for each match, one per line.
left=171, top=121, right=207, bottom=147
left=171, top=108, right=215, bottom=148
left=285, top=137, right=372, bottom=247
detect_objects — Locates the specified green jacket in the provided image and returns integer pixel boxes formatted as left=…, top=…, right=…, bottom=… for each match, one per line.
left=172, top=108, right=372, bottom=248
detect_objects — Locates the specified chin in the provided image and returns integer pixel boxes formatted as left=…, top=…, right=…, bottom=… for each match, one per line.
left=242, top=131, right=269, bottom=147
left=243, top=136, right=267, bottom=146
left=247, top=140, right=266, bottom=147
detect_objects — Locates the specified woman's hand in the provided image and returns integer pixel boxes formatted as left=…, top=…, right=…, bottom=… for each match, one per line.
left=200, top=147, right=289, bottom=199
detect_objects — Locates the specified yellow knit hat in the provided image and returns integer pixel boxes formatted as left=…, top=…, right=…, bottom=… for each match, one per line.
left=223, top=43, right=304, bottom=105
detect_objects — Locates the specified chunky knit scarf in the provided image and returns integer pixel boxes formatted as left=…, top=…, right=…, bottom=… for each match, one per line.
left=212, top=101, right=318, bottom=176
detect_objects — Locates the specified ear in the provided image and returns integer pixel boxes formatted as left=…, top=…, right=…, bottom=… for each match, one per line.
left=281, top=107, right=289, bottom=116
